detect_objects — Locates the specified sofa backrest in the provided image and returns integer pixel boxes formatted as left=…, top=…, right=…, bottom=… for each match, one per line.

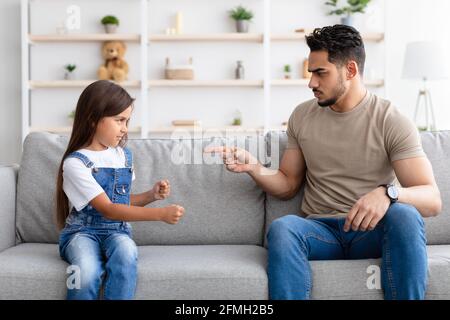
left=420, top=131, right=450, bottom=244
left=265, top=131, right=450, bottom=245
left=16, top=132, right=267, bottom=246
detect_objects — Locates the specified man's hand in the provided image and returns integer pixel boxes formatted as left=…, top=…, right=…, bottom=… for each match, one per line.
left=203, top=146, right=259, bottom=173
left=161, top=204, right=185, bottom=224
left=344, top=186, right=391, bottom=232
left=152, top=179, right=170, bottom=200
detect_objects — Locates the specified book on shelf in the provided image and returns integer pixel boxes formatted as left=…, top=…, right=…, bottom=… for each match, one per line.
left=171, top=120, right=202, bottom=126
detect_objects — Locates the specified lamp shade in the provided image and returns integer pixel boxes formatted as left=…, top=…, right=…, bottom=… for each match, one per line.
left=402, top=41, right=449, bottom=80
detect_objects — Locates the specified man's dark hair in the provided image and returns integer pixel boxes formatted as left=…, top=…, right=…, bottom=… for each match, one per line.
left=305, top=25, right=366, bottom=76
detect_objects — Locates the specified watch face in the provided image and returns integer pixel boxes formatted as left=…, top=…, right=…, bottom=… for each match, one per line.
left=387, top=185, right=398, bottom=199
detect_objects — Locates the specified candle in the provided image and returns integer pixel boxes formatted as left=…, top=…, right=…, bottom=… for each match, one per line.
left=175, top=12, right=183, bottom=34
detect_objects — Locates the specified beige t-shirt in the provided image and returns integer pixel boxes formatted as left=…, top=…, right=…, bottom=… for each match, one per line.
left=286, top=91, right=425, bottom=218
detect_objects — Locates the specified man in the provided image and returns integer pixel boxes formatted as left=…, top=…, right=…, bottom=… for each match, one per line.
left=205, top=25, right=441, bottom=300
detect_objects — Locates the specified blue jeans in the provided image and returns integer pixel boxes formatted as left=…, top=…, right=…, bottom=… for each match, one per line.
left=267, top=203, right=428, bottom=300
left=59, top=222, right=138, bottom=300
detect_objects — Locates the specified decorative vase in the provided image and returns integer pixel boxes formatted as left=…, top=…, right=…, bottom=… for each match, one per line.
left=235, top=61, right=245, bottom=79
left=236, top=20, right=249, bottom=33
left=340, top=15, right=354, bottom=26
left=64, top=72, right=75, bottom=80
left=104, top=24, right=117, bottom=33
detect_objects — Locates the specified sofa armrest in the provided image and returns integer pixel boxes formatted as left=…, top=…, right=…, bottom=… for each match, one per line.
left=0, top=164, right=18, bottom=253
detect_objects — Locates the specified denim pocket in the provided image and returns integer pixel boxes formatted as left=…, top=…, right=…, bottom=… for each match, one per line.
left=115, top=184, right=129, bottom=195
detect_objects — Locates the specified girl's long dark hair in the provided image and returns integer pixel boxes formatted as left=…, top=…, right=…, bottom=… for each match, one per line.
left=55, top=80, right=135, bottom=230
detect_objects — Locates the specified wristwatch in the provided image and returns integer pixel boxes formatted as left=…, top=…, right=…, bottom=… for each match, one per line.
left=379, top=183, right=399, bottom=204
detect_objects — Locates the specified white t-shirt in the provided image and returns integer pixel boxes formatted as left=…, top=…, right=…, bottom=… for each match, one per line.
left=63, top=146, right=135, bottom=211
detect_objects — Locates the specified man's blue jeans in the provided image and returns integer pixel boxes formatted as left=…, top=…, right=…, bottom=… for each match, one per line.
left=267, top=203, right=428, bottom=300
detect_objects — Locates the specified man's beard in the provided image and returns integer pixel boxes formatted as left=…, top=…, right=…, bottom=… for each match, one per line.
left=316, top=75, right=346, bottom=107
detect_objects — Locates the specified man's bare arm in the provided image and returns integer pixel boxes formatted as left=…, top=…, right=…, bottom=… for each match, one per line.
left=204, top=147, right=306, bottom=200
left=393, top=157, right=442, bottom=217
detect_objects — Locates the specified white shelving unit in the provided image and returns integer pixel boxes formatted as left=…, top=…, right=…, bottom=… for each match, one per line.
left=29, top=34, right=141, bottom=42
left=21, top=0, right=386, bottom=142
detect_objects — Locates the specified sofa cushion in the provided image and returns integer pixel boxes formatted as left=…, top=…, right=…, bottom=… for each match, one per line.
left=0, top=243, right=448, bottom=299
left=16, top=133, right=68, bottom=244
left=309, top=245, right=450, bottom=299
left=134, top=245, right=267, bottom=299
left=0, top=243, right=268, bottom=299
left=265, top=131, right=450, bottom=246
left=0, top=244, right=67, bottom=299
left=16, top=132, right=267, bottom=245
left=128, top=136, right=267, bottom=245
left=264, top=131, right=304, bottom=244
left=420, top=131, right=450, bottom=244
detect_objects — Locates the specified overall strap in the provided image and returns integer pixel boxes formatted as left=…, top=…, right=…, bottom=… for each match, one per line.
left=66, top=151, right=95, bottom=168
left=123, top=147, right=133, bottom=168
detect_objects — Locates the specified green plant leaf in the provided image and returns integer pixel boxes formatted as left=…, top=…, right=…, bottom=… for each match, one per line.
left=229, top=6, right=254, bottom=21
left=325, top=0, right=371, bottom=16
left=101, top=15, right=119, bottom=25
left=65, top=64, right=76, bottom=72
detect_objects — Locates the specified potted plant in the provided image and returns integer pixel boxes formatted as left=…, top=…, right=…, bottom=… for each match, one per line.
left=229, top=6, right=254, bottom=33
left=64, top=64, right=76, bottom=80
left=325, top=0, right=372, bottom=26
left=232, top=110, right=242, bottom=126
left=101, top=15, right=119, bottom=33
left=284, top=64, right=292, bottom=79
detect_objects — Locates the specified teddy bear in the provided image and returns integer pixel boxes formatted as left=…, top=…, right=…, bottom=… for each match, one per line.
left=97, top=41, right=129, bottom=82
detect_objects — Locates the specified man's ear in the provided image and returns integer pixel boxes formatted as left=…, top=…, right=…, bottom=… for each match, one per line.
left=346, top=61, right=358, bottom=80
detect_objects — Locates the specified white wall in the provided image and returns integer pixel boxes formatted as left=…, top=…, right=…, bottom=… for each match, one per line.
left=1, top=0, right=449, bottom=165
left=0, top=0, right=21, bottom=165
left=385, top=0, right=450, bottom=130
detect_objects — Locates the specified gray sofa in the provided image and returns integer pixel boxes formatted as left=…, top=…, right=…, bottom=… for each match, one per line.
left=0, top=131, right=449, bottom=299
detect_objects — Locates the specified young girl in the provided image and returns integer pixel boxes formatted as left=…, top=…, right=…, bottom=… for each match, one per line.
left=55, top=80, right=185, bottom=300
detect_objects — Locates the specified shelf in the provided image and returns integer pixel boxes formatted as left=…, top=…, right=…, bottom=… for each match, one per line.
left=147, top=79, right=384, bottom=88
left=149, top=125, right=290, bottom=134
left=149, top=33, right=263, bottom=42
left=29, top=80, right=141, bottom=89
left=150, top=126, right=265, bottom=134
left=30, top=126, right=285, bottom=135
left=269, top=125, right=288, bottom=132
left=28, top=32, right=383, bottom=43
left=271, top=32, right=384, bottom=42
left=27, top=79, right=383, bottom=89
left=28, top=34, right=141, bottom=42
left=30, top=126, right=142, bottom=134
left=148, top=80, right=263, bottom=87
left=271, top=79, right=385, bottom=87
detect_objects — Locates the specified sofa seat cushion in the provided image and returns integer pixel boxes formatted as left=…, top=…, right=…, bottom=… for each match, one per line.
left=309, top=245, right=450, bottom=299
left=1, top=244, right=447, bottom=299
left=0, top=243, right=67, bottom=299
left=0, top=243, right=268, bottom=299
left=134, top=245, right=267, bottom=299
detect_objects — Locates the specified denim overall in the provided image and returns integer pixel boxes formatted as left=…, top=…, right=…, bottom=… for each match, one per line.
left=59, top=148, right=138, bottom=300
